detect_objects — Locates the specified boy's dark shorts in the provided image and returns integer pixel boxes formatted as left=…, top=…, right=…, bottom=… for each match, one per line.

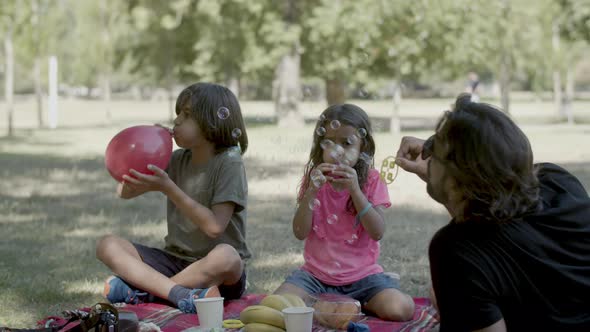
left=133, top=243, right=246, bottom=300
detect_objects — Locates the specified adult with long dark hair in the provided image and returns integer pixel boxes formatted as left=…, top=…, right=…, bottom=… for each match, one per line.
left=396, top=94, right=590, bottom=331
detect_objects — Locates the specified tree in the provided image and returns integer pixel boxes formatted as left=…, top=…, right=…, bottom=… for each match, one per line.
left=1, top=2, right=30, bottom=136
left=30, top=0, right=44, bottom=127
left=559, top=0, right=590, bottom=42
left=368, top=0, right=457, bottom=133
left=18, top=0, right=71, bottom=128
left=190, top=1, right=285, bottom=96
left=182, top=0, right=295, bottom=127
left=422, top=0, right=547, bottom=115
left=301, top=0, right=380, bottom=106
left=3, top=20, right=14, bottom=137
left=67, top=0, right=128, bottom=122
left=98, top=0, right=113, bottom=122
left=272, top=0, right=304, bottom=127
left=552, top=0, right=590, bottom=123
left=120, top=0, right=201, bottom=121
left=124, top=0, right=297, bottom=125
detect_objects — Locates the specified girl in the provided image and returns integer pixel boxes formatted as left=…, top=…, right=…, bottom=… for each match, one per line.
left=96, top=82, right=250, bottom=314
left=274, top=104, right=415, bottom=321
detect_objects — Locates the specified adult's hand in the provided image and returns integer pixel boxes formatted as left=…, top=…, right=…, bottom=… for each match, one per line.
left=395, top=136, right=429, bottom=182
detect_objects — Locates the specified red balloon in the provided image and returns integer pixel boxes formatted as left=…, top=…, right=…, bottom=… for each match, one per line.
left=105, top=125, right=173, bottom=182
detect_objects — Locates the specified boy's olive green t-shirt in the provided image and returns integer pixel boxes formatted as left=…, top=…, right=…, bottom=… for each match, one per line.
left=163, top=148, right=251, bottom=262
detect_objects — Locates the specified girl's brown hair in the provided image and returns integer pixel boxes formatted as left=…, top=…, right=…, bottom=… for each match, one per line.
left=299, top=103, right=376, bottom=214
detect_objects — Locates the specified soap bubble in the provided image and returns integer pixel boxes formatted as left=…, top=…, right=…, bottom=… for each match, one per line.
left=316, top=127, right=326, bottom=136
left=217, top=107, right=230, bottom=120
left=328, top=261, right=342, bottom=276
left=320, top=139, right=335, bottom=150
left=345, top=234, right=359, bottom=245
left=329, top=144, right=345, bottom=163
left=347, top=135, right=359, bottom=145
left=343, top=148, right=360, bottom=166
left=359, top=152, right=373, bottom=165
left=327, top=214, right=339, bottom=225
left=231, top=128, right=242, bottom=139
left=330, top=120, right=341, bottom=130
left=357, top=128, right=367, bottom=138
left=308, top=198, right=321, bottom=211
left=311, top=169, right=325, bottom=188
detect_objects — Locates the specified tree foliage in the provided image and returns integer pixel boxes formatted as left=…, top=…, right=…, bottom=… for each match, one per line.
left=1, top=0, right=589, bottom=102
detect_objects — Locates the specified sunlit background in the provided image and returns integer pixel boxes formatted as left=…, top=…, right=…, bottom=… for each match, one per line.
left=1, top=0, right=589, bottom=328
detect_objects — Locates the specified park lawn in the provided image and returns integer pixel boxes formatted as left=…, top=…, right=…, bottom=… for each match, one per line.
left=0, top=98, right=589, bottom=327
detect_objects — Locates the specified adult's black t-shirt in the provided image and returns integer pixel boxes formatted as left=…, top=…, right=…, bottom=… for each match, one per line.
left=429, top=163, right=590, bottom=332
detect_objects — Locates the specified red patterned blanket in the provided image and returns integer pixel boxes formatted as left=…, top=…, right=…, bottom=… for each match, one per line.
left=40, top=294, right=438, bottom=332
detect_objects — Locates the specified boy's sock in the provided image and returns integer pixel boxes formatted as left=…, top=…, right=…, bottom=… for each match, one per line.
left=168, top=285, right=193, bottom=307
left=172, top=285, right=221, bottom=313
left=103, top=276, right=154, bottom=304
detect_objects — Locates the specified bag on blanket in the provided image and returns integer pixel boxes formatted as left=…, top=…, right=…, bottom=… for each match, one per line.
left=0, top=303, right=138, bottom=332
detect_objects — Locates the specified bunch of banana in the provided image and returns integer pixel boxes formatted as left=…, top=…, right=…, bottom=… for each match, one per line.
left=239, top=294, right=307, bottom=332
left=260, top=294, right=306, bottom=311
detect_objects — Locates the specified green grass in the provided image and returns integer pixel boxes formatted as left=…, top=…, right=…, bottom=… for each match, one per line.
left=1, top=98, right=589, bottom=327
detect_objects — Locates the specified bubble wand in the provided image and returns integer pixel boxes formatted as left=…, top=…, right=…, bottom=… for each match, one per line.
left=379, top=156, right=399, bottom=185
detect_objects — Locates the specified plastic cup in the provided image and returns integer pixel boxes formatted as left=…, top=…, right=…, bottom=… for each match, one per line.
left=282, top=307, right=315, bottom=332
left=194, top=297, right=224, bottom=328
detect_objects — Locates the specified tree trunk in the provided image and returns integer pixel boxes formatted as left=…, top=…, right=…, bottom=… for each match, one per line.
left=499, top=52, right=511, bottom=115
left=274, top=0, right=303, bottom=128
left=553, top=70, right=563, bottom=119
left=168, top=82, right=175, bottom=124
left=390, top=80, right=401, bottom=134
left=552, top=21, right=566, bottom=121
left=32, top=0, right=44, bottom=128
left=34, top=58, right=44, bottom=128
left=48, top=56, right=59, bottom=129
left=498, top=0, right=511, bottom=115
left=325, top=78, right=346, bottom=106
left=103, top=75, right=111, bottom=123
left=4, top=29, right=14, bottom=137
left=100, top=0, right=112, bottom=123
left=274, top=45, right=303, bottom=128
left=564, top=65, right=574, bottom=124
left=227, top=76, right=240, bottom=99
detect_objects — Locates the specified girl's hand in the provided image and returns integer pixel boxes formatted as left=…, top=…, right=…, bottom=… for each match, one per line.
left=328, top=164, right=360, bottom=193
left=122, top=164, right=174, bottom=194
left=308, top=163, right=337, bottom=190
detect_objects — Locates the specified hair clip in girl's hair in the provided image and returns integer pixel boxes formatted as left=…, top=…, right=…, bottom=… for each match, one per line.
left=379, top=156, right=399, bottom=185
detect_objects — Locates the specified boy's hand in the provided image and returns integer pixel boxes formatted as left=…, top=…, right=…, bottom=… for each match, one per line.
left=122, top=164, right=174, bottom=194
left=117, top=181, right=136, bottom=198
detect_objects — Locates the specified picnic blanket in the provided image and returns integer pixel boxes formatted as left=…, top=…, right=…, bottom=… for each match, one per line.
left=39, top=294, right=438, bottom=332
